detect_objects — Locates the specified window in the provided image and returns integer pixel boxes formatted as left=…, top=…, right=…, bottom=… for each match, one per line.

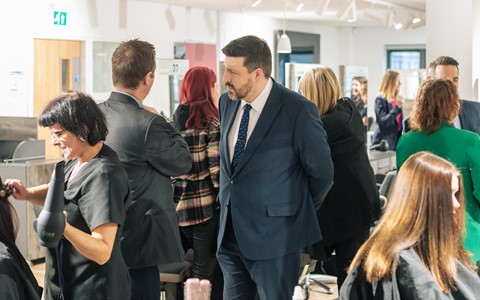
left=386, top=48, right=426, bottom=70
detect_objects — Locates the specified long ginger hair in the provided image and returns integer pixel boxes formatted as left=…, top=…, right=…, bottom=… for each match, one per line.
left=349, top=151, right=472, bottom=292
left=179, top=66, right=218, bottom=129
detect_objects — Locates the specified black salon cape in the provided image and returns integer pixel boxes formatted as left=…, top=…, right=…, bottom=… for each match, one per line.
left=340, top=248, right=480, bottom=299
left=0, top=240, right=42, bottom=299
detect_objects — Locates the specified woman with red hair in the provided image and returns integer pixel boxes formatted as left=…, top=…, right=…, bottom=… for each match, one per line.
left=171, top=66, right=222, bottom=296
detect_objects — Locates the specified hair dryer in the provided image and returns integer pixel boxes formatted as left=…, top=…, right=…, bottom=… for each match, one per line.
left=35, top=161, right=66, bottom=248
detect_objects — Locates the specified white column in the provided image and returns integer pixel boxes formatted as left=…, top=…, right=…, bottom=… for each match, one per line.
left=426, top=0, right=476, bottom=100
left=473, top=0, right=480, bottom=100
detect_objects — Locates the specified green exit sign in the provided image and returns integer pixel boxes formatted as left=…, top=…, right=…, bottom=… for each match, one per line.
left=53, top=11, right=67, bottom=26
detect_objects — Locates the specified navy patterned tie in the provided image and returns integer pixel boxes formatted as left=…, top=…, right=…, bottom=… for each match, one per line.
left=231, top=104, right=252, bottom=173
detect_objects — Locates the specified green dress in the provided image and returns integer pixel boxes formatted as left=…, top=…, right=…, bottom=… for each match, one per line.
left=396, top=124, right=480, bottom=263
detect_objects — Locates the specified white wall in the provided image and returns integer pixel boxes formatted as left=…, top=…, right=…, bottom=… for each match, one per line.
left=473, top=0, right=480, bottom=100
left=426, top=0, right=473, bottom=99
left=0, top=0, right=217, bottom=117
left=0, top=0, right=425, bottom=119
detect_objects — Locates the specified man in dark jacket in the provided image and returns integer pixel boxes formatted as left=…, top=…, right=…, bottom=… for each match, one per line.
left=403, top=56, right=480, bottom=134
left=99, top=39, right=192, bottom=300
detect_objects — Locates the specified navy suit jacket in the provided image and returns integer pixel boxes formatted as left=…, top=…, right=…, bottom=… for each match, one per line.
left=217, top=79, right=333, bottom=261
left=403, top=99, right=480, bottom=135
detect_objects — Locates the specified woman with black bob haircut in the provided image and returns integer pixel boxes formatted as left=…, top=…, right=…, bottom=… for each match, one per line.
left=6, top=91, right=132, bottom=300
left=38, top=90, right=107, bottom=145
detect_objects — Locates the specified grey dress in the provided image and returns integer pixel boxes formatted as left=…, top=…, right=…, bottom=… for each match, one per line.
left=44, top=145, right=131, bottom=300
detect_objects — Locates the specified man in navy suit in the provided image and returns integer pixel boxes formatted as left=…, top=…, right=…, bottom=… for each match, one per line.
left=403, top=56, right=480, bottom=134
left=216, top=35, right=333, bottom=299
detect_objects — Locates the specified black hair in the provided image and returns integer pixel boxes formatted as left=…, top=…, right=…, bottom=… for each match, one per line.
left=221, top=35, right=272, bottom=78
left=0, top=177, right=18, bottom=250
left=38, top=91, right=107, bottom=146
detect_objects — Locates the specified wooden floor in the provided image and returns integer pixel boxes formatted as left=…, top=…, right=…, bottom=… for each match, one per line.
left=30, top=260, right=338, bottom=300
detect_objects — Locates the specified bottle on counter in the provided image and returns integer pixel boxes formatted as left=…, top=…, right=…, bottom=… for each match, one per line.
left=292, top=285, right=304, bottom=300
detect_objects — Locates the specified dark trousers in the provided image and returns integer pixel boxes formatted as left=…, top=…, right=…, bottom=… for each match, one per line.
left=217, top=213, right=299, bottom=300
left=180, top=213, right=223, bottom=299
left=322, top=233, right=369, bottom=290
left=129, top=266, right=160, bottom=300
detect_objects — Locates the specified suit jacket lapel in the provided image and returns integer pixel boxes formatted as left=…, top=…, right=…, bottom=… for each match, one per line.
left=458, top=100, right=466, bottom=129
left=233, top=81, right=283, bottom=174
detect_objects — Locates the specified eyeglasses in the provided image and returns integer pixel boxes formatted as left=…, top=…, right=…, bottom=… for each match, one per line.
left=50, top=129, right=65, bottom=141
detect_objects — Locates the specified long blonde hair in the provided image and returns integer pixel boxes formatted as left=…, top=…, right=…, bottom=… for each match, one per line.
left=349, top=151, right=472, bottom=292
left=378, top=70, right=400, bottom=101
left=298, top=66, right=341, bottom=116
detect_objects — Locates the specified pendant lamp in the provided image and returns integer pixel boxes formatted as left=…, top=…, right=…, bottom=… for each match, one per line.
left=277, top=6, right=292, bottom=53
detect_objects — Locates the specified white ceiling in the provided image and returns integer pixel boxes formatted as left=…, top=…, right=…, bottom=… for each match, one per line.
left=145, top=0, right=426, bottom=29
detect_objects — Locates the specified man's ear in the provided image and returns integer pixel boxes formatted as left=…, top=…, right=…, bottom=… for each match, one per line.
left=425, top=74, right=432, bottom=81
left=254, top=68, right=264, bottom=80
left=143, top=71, right=154, bottom=86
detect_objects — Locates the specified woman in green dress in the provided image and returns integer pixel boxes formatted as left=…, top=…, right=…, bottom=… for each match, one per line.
left=396, top=79, right=480, bottom=263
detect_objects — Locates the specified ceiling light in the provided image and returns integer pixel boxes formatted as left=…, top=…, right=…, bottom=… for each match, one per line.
left=315, top=0, right=330, bottom=16
left=165, top=6, right=175, bottom=30
left=337, top=0, right=353, bottom=21
left=347, top=0, right=357, bottom=22
left=412, top=17, right=421, bottom=24
left=411, top=19, right=425, bottom=29
left=296, top=2, right=304, bottom=12
left=403, top=14, right=414, bottom=30
left=383, top=10, right=394, bottom=28
left=277, top=4, right=291, bottom=53
left=394, top=22, right=403, bottom=30
left=251, top=0, right=262, bottom=8
left=277, top=34, right=292, bottom=53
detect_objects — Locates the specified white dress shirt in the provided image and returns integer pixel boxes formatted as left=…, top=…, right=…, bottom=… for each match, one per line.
left=228, top=78, right=273, bottom=162
left=453, top=117, right=462, bottom=129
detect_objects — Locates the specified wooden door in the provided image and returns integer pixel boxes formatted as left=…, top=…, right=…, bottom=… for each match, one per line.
left=34, top=39, right=84, bottom=159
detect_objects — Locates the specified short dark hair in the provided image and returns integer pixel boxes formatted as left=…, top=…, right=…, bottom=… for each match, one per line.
left=39, top=91, right=108, bottom=146
left=221, top=35, right=272, bottom=78
left=112, top=38, right=156, bottom=89
left=428, top=56, right=459, bottom=76
left=410, top=79, right=460, bottom=133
